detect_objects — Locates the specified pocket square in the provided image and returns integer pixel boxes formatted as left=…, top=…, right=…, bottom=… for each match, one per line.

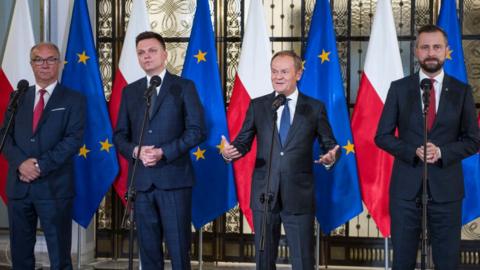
left=51, top=107, right=66, bottom=112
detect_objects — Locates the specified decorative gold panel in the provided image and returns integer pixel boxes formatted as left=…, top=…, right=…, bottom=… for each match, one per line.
left=464, top=41, right=480, bottom=104
left=98, top=0, right=113, bottom=38
left=463, top=0, right=480, bottom=35
left=147, top=0, right=196, bottom=37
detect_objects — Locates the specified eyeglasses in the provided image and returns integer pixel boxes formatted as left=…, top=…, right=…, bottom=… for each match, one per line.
left=31, top=57, right=59, bottom=66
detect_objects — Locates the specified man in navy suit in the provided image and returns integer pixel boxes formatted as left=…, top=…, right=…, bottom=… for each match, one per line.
left=375, top=25, right=480, bottom=269
left=1, top=43, right=85, bottom=269
left=223, top=51, right=340, bottom=270
left=114, top=31, right=206, bottom=269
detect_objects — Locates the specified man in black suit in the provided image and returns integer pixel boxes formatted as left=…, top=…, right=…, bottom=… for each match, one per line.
left=1, top=43, right=85, bottom=269
left=223, top=50, right=339, bottom=270
left=114, top=31, right=206, bottom=270
left=375, top=25, right=480, bottom=269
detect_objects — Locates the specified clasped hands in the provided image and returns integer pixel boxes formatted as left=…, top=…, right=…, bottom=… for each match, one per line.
left=134, top=145, right=164, bottom=167
left=416, top=142, right=441, bottom=164
left=18, top=158, right=40, bottom=183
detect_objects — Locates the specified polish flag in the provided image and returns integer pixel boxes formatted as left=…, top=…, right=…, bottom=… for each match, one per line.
left=351, top=0, right=403, bottom=237
left=108, top=0, right=150, bottom=204
left=227, top=0, right=273, bottom=229
left=0, top=0, right=35, bottom=203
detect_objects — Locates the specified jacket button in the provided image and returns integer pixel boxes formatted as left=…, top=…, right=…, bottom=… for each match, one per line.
left=148, top=130, right=153, bottom=134
left=30, top=138, right=35, bottom=142
left=280, top=152, right=284, bottom=156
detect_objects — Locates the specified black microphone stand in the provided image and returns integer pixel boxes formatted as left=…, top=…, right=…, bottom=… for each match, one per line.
left=0, top=91, right=24, bottom=157
left=420, top=86, right=431, bottom=270
left=121, top=91, right=153, bottom=270
left=258, top=110, right=278, bottom=269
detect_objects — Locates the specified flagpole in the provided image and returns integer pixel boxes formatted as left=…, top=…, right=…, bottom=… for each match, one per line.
left=384, top=237, right=388, bottom=270
left=77, top=224, right=82, bottom=269
left=199, top=228, right=203, bottom=270
left=315, top=220, right=320, bottom=270
left=42, top=0, right=50, bottom=41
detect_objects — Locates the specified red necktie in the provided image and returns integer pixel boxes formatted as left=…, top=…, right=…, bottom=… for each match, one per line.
left=33, top=89, right=46, bottom=132
left=427, top=79, right=436, bottom=131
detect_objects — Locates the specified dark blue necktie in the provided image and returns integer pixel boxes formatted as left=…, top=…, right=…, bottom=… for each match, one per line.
left=279, top=98, right=291, bottom=146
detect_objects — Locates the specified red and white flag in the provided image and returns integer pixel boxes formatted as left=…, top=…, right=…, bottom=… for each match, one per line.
left=351, top=0, right=403, bottom=237
left=0, top=0, right=35, bottom=203
left=108, top=0, right=150, bottom=204
left=227, top=0, right=272, bottom=229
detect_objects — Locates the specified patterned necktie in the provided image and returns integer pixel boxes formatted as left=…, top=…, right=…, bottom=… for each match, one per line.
left=427, top=78, right=436, bottom=131
left=33, top=89, right=46, bottom=132
left=279, top=98, right=291, bottom=146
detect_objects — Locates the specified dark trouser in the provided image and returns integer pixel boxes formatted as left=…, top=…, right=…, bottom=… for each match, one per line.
left=253, top=209, right=314, bottom=270
left=8, top=195, right=73, bottom=270
left=135, top=187, right=192, bottom=270
left=390, top=196, right=462, bottom=270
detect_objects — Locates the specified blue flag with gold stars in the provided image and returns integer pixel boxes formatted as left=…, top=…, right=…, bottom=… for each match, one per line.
left=298, top=0, right=362, bottom=233
left=61, top=0, right=119, bottom=228
left=182, top=0, right=237, bottom=229
left=438, top=0, right=480, bottom=225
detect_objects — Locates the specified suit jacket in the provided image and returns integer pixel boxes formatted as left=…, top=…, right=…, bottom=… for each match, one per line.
left=233, top=91, right=339, bottom=214
left=1, top=84, right=86, bottom=199
left=114, top=71, right=206, bottom=191
left=375, top=72, right=480, bottom=202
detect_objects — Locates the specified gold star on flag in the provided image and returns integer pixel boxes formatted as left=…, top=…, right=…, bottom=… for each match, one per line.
left=194, top=50, right=207, bottom=63
left=343, top=140, right=355, bottom=155
left=446, top=48, right=453, bottom=60
left=318, top=49, right=331, bottom=64
left=192, top=147, right=206, bottom=160
left=77, top=51, right=90, bottom=64
left=79, top=144, right=90, bottom=158
left=100, top=138, right=114, bottom=152
left=216, top=139, right=225, bottom=154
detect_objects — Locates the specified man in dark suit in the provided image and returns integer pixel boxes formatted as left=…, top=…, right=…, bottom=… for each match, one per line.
left=114, top=31, right=206, bottom=270
left=0, top=43, right=85, bottom=269
left=375, top=25, right=480, bottom=269
left=223, top=50, right=340, bottom=270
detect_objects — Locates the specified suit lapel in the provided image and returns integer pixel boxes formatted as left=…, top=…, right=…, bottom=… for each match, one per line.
left=283, top=92, right=306, bottom=147
left=149, top=72, right=173, bottom=119
left=263, top=92, right=282, bottom=147
left=35, top=84, right=64, bottom=134
left=407, top=73, right=425, bottom=131
left=432, top=75, right=452, bottom=131
left=18, top=86, right=35, bottom=135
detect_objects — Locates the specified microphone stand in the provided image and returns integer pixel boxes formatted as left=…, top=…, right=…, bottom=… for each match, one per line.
left=258, top=110, right=278, bottom=269
left=420, top=88, right=430, bottom=270
left=121, top=91, right=153, bottom=270
left=0, top=92, right=23, bottom=157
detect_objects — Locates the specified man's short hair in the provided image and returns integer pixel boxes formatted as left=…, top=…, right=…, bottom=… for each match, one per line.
left=416, top=24, right=448, bottom=46
left=271, top=50, right=303, bottom=72
left=30, top=42, right=61, bottom=60
left=135, top=31, right=166, bottom=50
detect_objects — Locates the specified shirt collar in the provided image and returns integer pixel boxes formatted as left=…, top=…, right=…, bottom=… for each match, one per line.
left=419, top=69, right=444, bottom=84
left=35, top=81, right=57, bottom=95
left=146, top=69, right=167, bottom=87
left=275, top=88, right=299, bottom=103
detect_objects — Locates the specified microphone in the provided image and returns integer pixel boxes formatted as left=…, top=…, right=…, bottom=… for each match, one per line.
left=144, top=75, right=162, bottom=98
left=7, top=79, right=29, bottom=111
left=420, top=78, right=432, bottom=107
left=271, top=94, right=287, bottom=111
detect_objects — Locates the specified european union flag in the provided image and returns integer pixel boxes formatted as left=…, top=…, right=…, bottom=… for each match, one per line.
left=438, top=0, right=480, bottom=225
left=182, top=0, right=237, bottom=229
left=298, top=0, right=363, bottom=233
left=61, top=0, right=119, bottom=228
